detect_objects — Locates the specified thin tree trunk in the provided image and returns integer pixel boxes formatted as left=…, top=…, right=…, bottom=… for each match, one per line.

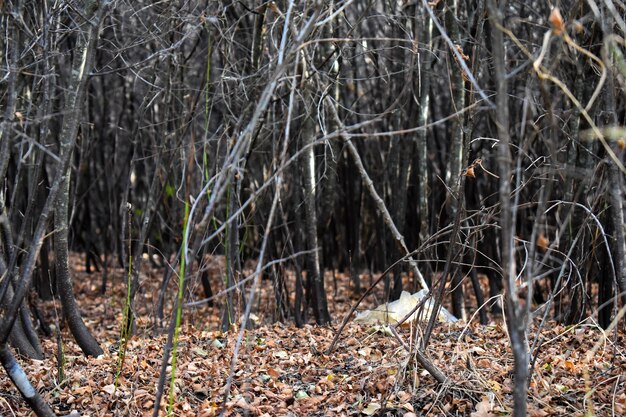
left=601, top=25, right=626, bottom=314
left=222, top=177, right=240, bottom=331
left=0, top=0, right=20, bottom=185
left=0, top=2, right=108, bottom=413
left=54, top=0, right=106, bottom=358
left=327, top=97, right=429, bottom=291
left=415, top=6, right=433, bottom=283
left=446, top=0, right=468, bottom=321
left=302, top=88, right=331, bottom=325
left=608, top=159, right=626, bottom=309
left=0, top=345, right=55, bottom=417
left=318, top=2, right=341, bottom=276
left=488, top=1, right=529, bottom=415
left=388, top=1, right=416, bottom=300
left=0, top=210, right=42, bottom=358
left=126, top=148, right=168, bottom=334
left=55, top=167, right=103, bottom=356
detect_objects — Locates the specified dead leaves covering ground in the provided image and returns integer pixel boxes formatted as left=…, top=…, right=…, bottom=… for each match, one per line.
left=0, top=255, right=625, bottom=416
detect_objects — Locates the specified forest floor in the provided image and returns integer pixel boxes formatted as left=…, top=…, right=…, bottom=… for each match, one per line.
left=0, top=254, right=625, bottom=417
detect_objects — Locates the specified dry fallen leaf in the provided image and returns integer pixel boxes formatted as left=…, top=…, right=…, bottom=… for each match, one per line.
left=362, top=402, right=381, bottom=416
left=471, top=399, right=495, bottom=417
left=101, top=384, right=115, bottom=395
left=549, top=8, right=565, bottom=35
left=536, top=233, right=549, bottom=251
left=1, top=253, right=623, bottom=417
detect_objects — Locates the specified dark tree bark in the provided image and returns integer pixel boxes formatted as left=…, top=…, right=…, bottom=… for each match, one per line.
left=3, top=1, right=626, bottom=414
left=53, top=0, right=106, bottom=358
left=221, top=176, right=241, bottom=331
left=302, top=87, right=331, bottom=325
left=446, top=0, right=468, bottom=321
left=0, top=345, right=55, bottom=417
left=414, top=5, right=433, bottom=285
left=0, top=3, right=108, bottom=413
left=488, top=1, right=529, bottom=415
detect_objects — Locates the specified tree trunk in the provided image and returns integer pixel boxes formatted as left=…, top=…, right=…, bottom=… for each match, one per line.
left=415, top=5, right=433, bottom=284
left=0, top=345, right=56, bottom=417
left=488, top=1, right=529, bottom=415
left=302, top=88, right=331, bottom=325
left=53, top=0, right=106, bottom=358
left=221, top=177, right=240, bottom=331
left=55, top=161, right=103, bottom=357
left=446, top=0, right=468, bottom=321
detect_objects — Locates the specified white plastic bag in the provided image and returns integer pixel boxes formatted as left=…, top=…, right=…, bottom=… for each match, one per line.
left=354, top=290, right=458, bottom=326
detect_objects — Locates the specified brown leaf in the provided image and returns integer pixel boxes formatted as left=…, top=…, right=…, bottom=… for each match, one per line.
left=549, top=8, right=565, bottom=35
left=536, top=233, right=549, bottom=251
left=471, top=399, right=495, bottom=417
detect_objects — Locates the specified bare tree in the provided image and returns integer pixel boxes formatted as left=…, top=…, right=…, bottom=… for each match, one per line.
left=2, top=0, right=626, bottom=415
left=53, top=0, right=105, bottom=357
left=488, top=1, right=529, bottom=415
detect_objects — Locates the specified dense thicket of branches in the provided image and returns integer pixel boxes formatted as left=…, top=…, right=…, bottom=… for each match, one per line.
left=1, top=0, right=626, bottom=415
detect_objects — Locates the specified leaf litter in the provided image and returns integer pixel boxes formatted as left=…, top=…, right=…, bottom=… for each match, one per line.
left=0, top=254, right=624, bottom=416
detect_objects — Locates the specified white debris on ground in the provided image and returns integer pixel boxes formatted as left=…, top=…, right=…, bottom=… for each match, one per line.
left=354, top=290, right=458, bottom=326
